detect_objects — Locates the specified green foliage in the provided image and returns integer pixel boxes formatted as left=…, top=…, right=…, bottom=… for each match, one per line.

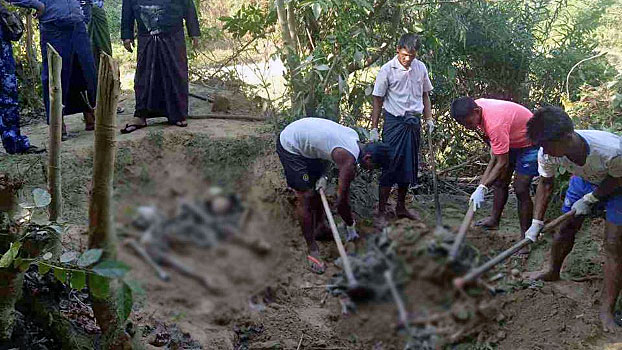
left=0, top=242, right=22, bottom=268
left=76, top=248, right=104, bottom=267
left=220, top=3, right=277, bottom=39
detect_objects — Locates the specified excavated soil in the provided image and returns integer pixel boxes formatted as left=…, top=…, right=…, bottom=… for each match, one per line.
left=3, top=85, right=622, bottom=349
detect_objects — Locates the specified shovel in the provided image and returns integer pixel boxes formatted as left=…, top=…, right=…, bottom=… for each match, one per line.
left=318, top=188, right=372, bottom=299
left=453, top=210, right=576, bottom=289
left=448, top=202, right=476, bottom=262
left=427, top=124, right=447, bottom=235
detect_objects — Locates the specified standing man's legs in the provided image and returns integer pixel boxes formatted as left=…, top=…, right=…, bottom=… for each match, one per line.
left=600, top=221, right=622, bottom=332
left=476, top=166, right=513, bottom=229
left=396, top=185, right=418, bottom=220
left=534, top=216, right=585, bottom=281
left=514, top=173, right=535, bottom=254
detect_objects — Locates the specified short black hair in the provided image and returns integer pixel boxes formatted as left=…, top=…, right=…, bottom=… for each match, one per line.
left=362, top=142, right=394, bottom=169
left=398, top=34, right=421, bottom=52
left=527, top=106, right=574, bottom=144
left=450, top=97, right=478, bottom=124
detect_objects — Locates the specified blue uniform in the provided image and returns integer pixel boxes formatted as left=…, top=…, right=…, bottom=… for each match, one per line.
left=0, top=20, right=31, bottom=154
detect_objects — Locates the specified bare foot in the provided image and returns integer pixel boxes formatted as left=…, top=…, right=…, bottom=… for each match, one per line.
left=525, top=270, right=560, bottom=281
left=474, top=217, right=499, bottom=230
left=516, top=245, right=531, bottom=257
left=600, top=309, right=618, bottom=333
left=395, top=207, right=420, bottom=221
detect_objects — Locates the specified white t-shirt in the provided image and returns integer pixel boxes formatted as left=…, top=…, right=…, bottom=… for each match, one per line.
left=538, top=130, right=622, bottom=183
left=372, top=56, right=433, bottom=116
left=280, top=117, right=360, bottom=162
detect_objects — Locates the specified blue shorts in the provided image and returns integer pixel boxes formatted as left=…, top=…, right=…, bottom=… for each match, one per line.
left=508, top=146, right=539, bottom=176
left=562, top=176, right=622, bottom=225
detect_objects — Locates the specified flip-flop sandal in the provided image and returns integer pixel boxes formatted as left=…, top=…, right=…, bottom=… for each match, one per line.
left=120, top=123, right=147, bottom=134
left=307, top=255, right=326, bottom=274
left=174, top=120, right=188, bottom=128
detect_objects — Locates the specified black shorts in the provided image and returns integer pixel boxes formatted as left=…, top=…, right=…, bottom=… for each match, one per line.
left=276, top=136, right=326, bottom=191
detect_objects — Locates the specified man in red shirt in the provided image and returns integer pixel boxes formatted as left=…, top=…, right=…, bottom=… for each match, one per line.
left=450, top=97, right=538, bottom=255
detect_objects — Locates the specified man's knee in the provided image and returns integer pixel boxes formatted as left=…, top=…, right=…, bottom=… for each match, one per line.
left=554, top=218, right=582, bottom=242
left=603, top=223, right=622, bottom=256
left=513, top=179, right=531, bottom=199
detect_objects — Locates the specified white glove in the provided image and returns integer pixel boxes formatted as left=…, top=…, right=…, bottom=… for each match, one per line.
left=316, top=176, right=328, bottom=192
left=469, top=184, right=488, bottom=211
left=346, top=221, right=359, bottom=242
left=525, top=219, right=545, bottom=242
left=426, top=119, right=435, bottom=133
left=571, top=192, right=599, bottom=216
left=369, top=128, right=380, bottom=142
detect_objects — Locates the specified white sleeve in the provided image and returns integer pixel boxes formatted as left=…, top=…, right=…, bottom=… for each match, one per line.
left=537, top=148, right=557, bottom=178
left=372, top=66, right=389, bottom=97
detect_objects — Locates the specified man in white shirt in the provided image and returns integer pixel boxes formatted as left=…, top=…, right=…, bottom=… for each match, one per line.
left=277, top=117, right=394, bottom=274
left=370, top=33, right=434, bottom=221
left=525, top=106, right=622, bottom=332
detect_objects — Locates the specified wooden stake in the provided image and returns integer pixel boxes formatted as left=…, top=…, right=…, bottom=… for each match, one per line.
left=88, top=53, right=120, bottom=256
left=47, top=44, right=62, bottom=222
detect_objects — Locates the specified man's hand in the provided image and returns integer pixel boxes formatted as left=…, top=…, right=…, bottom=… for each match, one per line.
left=426, top=119, right=435, bottom=133
left=525, top=219, right=545, bottom=242
left=192, top=37, right=200, bottom=50
left=123, top=39, right=134, bottom=53
left=345, top=221, right=359, bottom=241
left=470, top=184, right=488, bottom=211
left=315, top=176, right=328, bottom=192
left=571, top=192, right=599, bottom=216
left=34, top=4, right=45, bottom=18
left=369, top=128, right=380, bottom=142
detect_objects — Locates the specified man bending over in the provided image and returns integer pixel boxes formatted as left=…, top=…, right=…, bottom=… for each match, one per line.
left=277, top=117, right=393, bottom=274
left=525, top=106, right=622, bottom=332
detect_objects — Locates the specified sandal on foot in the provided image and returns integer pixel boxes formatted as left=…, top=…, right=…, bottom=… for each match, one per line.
left=120, top=123, right=147, bottom=134
left=307, top=255, right=326, bottom=274
left=474, top=219, right=499, bottom=231
left=174, top=120, right=188, bottom=128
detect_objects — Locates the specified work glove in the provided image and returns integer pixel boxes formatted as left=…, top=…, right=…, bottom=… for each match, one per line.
left=571, top=192, right=599, bottom=216
left=525, top=219, right=545, bottom=242
left=426, top=119, right=435, bottom=133
left=469, top=184, right=488, bottom=211
left=316, top=176, right=328, bottom=192
left=345, top=221, right=359, bottom=241
left=369, top=128, right=380, bottom=142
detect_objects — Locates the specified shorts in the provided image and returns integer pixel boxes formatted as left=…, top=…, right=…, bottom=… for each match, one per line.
left=276, top=136, right=326, bottom=191
left=509, top=146, right=539, bottom=176
left=562, top=176, right=622, bottom=225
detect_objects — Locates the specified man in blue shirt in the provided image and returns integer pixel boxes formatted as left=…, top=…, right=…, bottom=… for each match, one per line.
left=10, top=0, right=98, bottom=137
left=0, top=3, right=44, bottom=154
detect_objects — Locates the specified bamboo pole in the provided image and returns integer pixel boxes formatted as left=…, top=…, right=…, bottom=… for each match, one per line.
left=47, top=44, right=62, bottom=222
left=87, top=53, right=131, bottom=350
left=88, top=53, right=119, bottom=257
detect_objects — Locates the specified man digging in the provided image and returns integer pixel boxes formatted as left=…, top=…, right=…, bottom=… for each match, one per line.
left=525, top=106, right=622, bottom=332
left=370, top=33, right=434, bottom=221
left=450, top=97, right=539, bottom=256
left=277, top=117, right=393, bottom=274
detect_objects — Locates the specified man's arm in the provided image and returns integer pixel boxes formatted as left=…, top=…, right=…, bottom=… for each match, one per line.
left=332, top=148, right=356, bottom=226
left=594, top=176, right=622, bottom=201
left=184, top=0, right=200, bottom=39
left=371, top=95, right=383, bottom=130
left=480, top=152, right=509, bottom=188
left=6, top=0, right=44, bottom=13
left=423, top=91, right=432, bottom=122
left=533, top=176, right=555, bottom=221
left=120, top=0, right=135, bottom=51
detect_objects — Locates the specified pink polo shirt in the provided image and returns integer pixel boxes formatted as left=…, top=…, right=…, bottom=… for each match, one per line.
left=475, top=98, right=533, bottom=155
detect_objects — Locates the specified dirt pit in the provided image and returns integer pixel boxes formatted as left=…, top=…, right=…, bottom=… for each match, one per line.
left=3, top=90, right=622, bottom=349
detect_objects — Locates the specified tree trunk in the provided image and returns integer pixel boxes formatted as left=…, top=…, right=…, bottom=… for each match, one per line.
left=87, top=53, right=130, bottom=350
left=47, top=44, right=63, bottom=222
left=275, top=0, right=303, bottom=114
